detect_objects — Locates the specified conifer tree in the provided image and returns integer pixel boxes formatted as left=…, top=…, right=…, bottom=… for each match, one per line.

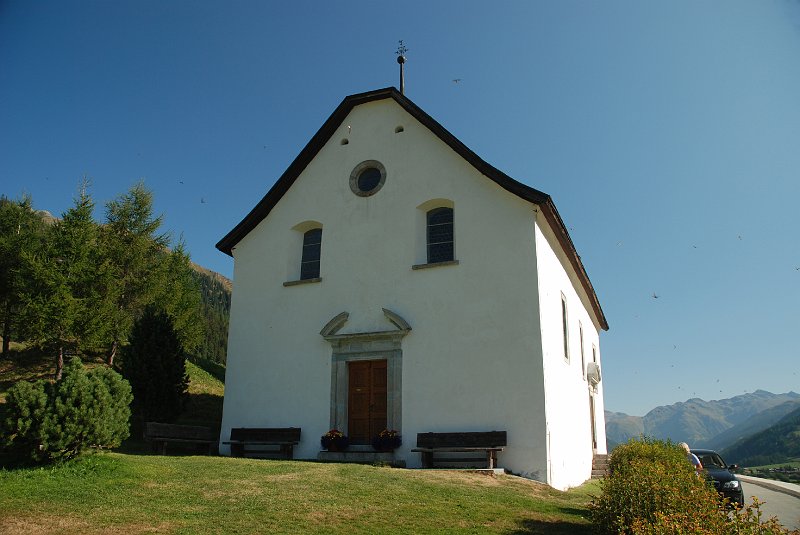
left=19, top=183, right=102, bottom=379
left=1, top=357, right=132, bottom=463
left=0, top=195, right=46, bottom=356
left=101, top=182, right=169, bottom=366
left=122, top=307, right=188, bottom=423
left=155, top=241, right=203, bottom=354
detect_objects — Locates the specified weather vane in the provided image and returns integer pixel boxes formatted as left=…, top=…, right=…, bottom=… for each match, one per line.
left=396, top=40, right=407, bottom=95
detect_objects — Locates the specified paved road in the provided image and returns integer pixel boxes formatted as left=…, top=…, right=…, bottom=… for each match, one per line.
left=741, top=480, right=800, bottom=531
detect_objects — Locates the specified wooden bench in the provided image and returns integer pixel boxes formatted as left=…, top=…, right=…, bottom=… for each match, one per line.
left=143, top=422, right=218, bottom=455
left=412, top=431, right=507, bottom=469
left=222, top=427, right=301, bottom=459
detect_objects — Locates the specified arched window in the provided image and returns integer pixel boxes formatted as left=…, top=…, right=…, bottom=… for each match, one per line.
left=426, top=207, right=454, bottom=263
left=300, top=228, right=322, bottom=280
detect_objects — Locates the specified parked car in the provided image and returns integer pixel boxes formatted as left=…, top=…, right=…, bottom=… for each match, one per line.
left=691, top=448, right=745, bottom=507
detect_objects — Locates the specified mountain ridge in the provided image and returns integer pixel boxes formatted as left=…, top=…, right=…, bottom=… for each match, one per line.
left=721, top=405, right=800, bottom=466
left=606, top=390, right=800, bottom=450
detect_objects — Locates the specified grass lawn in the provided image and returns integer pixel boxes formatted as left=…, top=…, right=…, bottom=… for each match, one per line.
left=1, top=348, right=598, bottom=533
left=0, top=453, right=599, bottom=534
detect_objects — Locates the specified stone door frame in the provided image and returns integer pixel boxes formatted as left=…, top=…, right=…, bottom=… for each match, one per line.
left=320, top=309, right=410, bottom=436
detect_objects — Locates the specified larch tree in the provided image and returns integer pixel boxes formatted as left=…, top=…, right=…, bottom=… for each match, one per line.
left=0, top=195, right=46, bottom=357
left=101, top=182, right=169, bottom=366
left=155, top=241, right=203, bottom=355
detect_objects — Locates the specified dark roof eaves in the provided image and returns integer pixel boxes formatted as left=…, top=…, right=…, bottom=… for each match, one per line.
left=388, top=91, right=551, bottom=206
left=540, top=199, right=609, bottom=331
left=215, top=87, right=399, bottom=255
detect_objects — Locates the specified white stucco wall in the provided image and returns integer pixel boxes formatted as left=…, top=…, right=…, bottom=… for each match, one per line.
left=220, top=97, right=604, bottom=486
left=534, top=215, right=607, bottom=490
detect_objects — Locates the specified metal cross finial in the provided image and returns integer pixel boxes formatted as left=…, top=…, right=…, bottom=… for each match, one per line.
left=396, top=40, right=407, bottom=94
left=396, top=40, right=408, bottom=57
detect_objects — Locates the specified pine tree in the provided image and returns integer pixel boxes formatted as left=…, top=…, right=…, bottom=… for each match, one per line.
left=18, top=183, right=101, bottom=379
left=122, top=307, right=189, bottom=423
left=1, top=357, right=132, bottom=463
left=0, top=195, right=46, bottom=356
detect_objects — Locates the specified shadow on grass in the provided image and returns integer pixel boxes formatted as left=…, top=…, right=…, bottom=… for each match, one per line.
left=177, top=392, right=224, bottom=428
left=0, top=347, right=108, bottom=397
left=508, top=519, right=595, bottom=535
left=117, top=437, right=219, bottom=457
left=0, top=346, right=56, bottom=394
left=188, top=356, right=226, bottom=383
left=507, top=507, right=596, bottom=535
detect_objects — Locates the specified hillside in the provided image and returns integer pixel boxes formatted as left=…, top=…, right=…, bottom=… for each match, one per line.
left=704, top=400, right=800, bottom=451
left=722, top=405, right=800, bottom=466
left=1, top=350, right=225, bottom=425
left=605, top=390, right=800, bottom=449
left=189, top=265, right=231, bottom=364
left=0, top=454, right=596, bottom=534
left=604, top=411, right=644, bottom=449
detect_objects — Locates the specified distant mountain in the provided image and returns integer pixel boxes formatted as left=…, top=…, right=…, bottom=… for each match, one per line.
left=702, top=400, right=800, bottom=451
left=722, top=405, right=800, bottom=466
left=605, top=391, right=800, bottom=450
left=189, top=264, right=231, bottom=365
left=605, top=411, right=644, bottom=449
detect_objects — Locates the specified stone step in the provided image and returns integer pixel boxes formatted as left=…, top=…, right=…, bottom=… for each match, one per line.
left=591, top=453, right=610, bottom=478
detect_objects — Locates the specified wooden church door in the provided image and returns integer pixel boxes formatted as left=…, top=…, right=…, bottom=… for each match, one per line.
left=348, top=360, right=387, bottom=444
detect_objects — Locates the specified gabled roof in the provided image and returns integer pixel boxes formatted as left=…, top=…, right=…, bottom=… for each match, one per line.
left=216, top=87, right=608, bottom=330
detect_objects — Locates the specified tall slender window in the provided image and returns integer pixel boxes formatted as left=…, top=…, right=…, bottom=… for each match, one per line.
left=300, top=228, right=322, bottom=279
left=561, top=294, right=569, bottom=362
left=426, top=207, right=454, bottom=263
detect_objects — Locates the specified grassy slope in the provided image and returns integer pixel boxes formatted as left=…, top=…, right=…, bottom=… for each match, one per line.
left=1, top=350, right=597, bottom=534
left=1, top=345, right=62, bottom=402
left=176, top=359, right=225, bottom=428
left=0, top=453, right=598, bottom=534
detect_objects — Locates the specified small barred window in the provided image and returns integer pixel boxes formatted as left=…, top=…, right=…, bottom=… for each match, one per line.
left=300, top=228, right=322, bottom=280
left=426, top=207, right=454, bottom=263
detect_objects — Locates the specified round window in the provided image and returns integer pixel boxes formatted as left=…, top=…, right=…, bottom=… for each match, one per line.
left=349, top=160, right=386, bottom=197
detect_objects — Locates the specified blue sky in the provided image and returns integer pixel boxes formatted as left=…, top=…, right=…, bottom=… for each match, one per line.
left=2, top=1, right=799, bottom=415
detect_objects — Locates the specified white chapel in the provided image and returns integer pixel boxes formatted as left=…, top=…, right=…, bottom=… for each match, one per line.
left=216, top=86, right=608, bottom=490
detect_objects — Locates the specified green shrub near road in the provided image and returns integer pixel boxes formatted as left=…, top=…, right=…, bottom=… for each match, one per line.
left=590, top=437, right=796, bottom=535
left=590, top=437, right=720, bottom=533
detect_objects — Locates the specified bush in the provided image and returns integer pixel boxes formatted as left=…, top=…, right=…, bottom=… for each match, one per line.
left=122, top=307, right=189, bottom=423
left=1, top=379, right=50, bottom=461
left=590, top=437, right=796, bottom=535
left=590, top=437, right=721, bottom=534
left=1, top=357, right=132, bottom=463
left=632, top=498, right=796, bottom=535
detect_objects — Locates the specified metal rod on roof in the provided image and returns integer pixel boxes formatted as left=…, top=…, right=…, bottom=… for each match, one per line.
left=396, top=40, right=407, bottom=95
